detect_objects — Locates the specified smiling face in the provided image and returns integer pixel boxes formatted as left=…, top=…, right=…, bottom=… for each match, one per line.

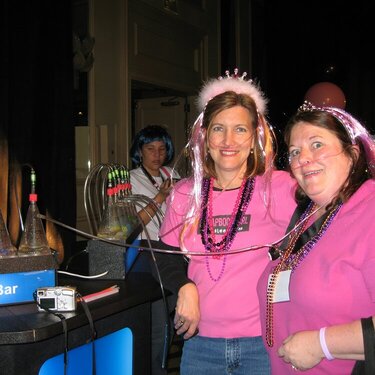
left=140, top=140, right=167, bottom=176
left=207, top=105, right=254, bottom=186
left=288, top=122, right=353, bottom=206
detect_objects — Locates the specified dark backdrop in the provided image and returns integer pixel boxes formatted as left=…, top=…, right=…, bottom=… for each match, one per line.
left=224, top=0, right=375, bottom=168
left=261, top=0, right=375, bottom=126
left=0, top=1, right=76, bottom=260
left=258, top=0, right=375, bottom=166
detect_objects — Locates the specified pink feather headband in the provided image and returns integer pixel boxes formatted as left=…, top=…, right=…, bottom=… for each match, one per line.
left=197, top=68, right=268, bottom=114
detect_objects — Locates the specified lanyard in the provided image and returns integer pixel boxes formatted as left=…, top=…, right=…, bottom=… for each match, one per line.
left=140, top=164, right=164, bottom=190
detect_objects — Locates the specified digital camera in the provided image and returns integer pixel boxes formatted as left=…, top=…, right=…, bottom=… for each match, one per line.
left=36, top=286, right=77, bottom=312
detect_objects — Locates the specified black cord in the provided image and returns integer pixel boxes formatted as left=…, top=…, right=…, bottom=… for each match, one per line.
left=59, top=315, right=68, bottom=374
left=32, top=291, right=69, bottom=375
left=33, top=290, right=97, bottom=375
left=77, top=293, right=97, bottom=375
left=64, top=248, right=88, bottom=271
left=143, top=240, right=171, bottom=370
left=132, top=213, right=171, bottom=370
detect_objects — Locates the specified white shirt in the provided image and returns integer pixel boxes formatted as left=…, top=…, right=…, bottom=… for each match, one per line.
left=129, top=166, right=180, bottom=240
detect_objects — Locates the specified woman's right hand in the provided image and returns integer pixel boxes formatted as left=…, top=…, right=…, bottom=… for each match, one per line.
left=174, top=282, right=200, bottom=340
left=278, top=330, right=323, bottom=370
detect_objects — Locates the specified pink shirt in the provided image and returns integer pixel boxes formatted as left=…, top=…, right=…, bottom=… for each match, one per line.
left=257, top=180, right=375, bottom=374
left=160, top=171, right=296, bottom=338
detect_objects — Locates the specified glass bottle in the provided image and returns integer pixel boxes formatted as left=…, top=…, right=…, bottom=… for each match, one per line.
left=0, top=210, right=17, bottom=257
left=115, top=167, right=140, bottom=240
left=96, top=172, right=124, bottom=240
left=18, top=193, right=51, bottom=256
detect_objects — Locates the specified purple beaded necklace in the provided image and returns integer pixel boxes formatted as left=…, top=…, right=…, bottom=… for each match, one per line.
left=200, top=177, right=255, bottom=281
left=282, top=202, right=343, bottom=271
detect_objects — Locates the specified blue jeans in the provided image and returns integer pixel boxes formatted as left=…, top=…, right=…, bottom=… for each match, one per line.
left=180, top=335, right=270, bottom=375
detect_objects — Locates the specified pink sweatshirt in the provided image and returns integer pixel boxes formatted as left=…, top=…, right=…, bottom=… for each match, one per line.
left=160, top=171, right=296, bottom=338
left=257, top=180, right=375, bottom=374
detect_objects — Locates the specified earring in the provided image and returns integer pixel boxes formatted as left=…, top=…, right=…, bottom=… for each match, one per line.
left=205, top=148, right=210, bottom=160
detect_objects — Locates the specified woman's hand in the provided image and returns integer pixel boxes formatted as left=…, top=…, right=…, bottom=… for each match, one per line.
left=278, top=330, right=323, bottom=371
left=156, top=178, right=173, bottom=203
left=174, top=282, right=200, bottom=340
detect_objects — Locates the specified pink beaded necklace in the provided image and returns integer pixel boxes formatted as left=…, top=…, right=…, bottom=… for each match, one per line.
left=266, top=201, right=343, bottom=347
left=200, top=177, right=255, bottom=281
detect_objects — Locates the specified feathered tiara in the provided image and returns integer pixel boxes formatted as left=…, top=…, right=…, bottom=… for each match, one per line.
left=299, top=100, right=375, bottom=178
left=197, top=68, right=268, bottom=114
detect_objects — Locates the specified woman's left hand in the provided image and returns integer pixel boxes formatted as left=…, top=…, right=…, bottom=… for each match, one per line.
left=277, top=330, right=323, bottom=371
left=158, top=178, right=173, bottom=199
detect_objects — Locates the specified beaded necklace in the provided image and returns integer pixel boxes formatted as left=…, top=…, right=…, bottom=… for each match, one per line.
left=265, top=202, right=343, bottom=347
left=200, top=177, right=255, bottom=282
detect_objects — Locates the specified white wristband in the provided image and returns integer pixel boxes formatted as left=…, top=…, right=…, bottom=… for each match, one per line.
left=319, top=327, right=334, bottom=360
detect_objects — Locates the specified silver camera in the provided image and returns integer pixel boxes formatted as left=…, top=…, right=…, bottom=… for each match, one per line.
left=36, top=286, right=77, bottom=312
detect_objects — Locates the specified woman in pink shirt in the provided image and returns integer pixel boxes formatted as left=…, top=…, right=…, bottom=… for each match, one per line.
left=153, top=70, right=296, bottom=374
left=257, top=101, right=375, bottom=374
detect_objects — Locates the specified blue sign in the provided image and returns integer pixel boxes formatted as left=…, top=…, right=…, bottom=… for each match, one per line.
left=0, top=269, right=56, bottom=305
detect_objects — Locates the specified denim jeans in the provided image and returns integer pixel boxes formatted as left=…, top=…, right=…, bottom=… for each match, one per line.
left=180, top=335, right=270, bottom=375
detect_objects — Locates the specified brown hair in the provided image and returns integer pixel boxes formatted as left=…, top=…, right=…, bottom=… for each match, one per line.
left=284, top=109, right=370, bottom=206
left=201, top=91, right=275, bottom=178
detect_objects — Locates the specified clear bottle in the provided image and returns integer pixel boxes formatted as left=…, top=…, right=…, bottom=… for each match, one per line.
left=115, top=167, right=140, bottom=239
left=18, top=193, right=51, bottom=256
left=0, top=210, right=17, bottom=257
left=96, top=172, right=124, bottom=240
